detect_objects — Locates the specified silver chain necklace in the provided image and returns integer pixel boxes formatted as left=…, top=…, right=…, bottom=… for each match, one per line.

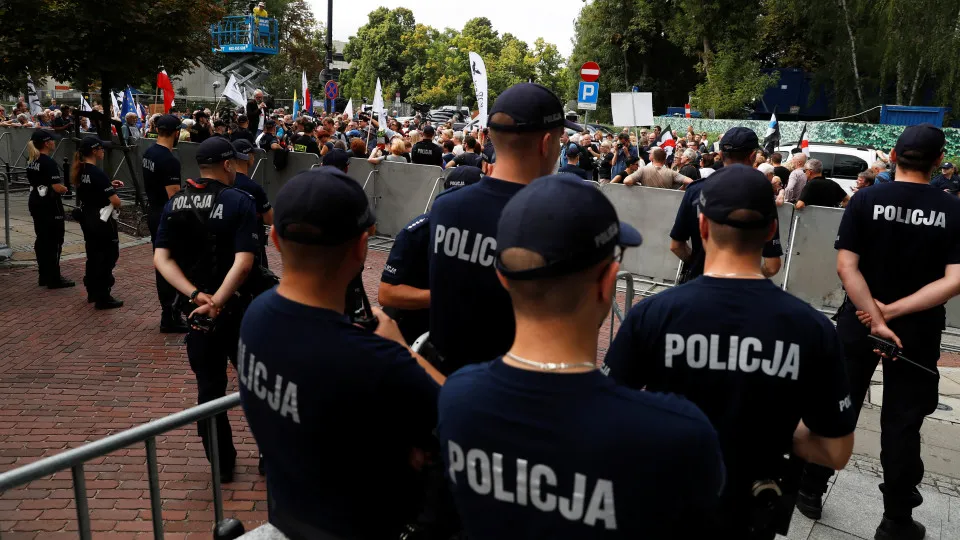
left=704, top=272, right=765, bottom=279
left=505, top=352, right=596, bottom=371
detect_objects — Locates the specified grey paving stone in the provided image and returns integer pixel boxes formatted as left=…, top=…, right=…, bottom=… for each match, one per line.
left=807, top=523, right=869, bottom=540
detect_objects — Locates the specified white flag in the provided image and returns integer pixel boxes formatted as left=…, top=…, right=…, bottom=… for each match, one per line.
left=110, top=91, right=122, bottom=120
left=223, top=75, right=246, bottom=108
left=371, top=78, right=385, bottom=123
left=26, top=76, right=43, bottom=116
left=80, top=96, right=93, bottom=112
left=344, top=98, right=353, bottom=119
left=468, top=52, right=488, bottom=129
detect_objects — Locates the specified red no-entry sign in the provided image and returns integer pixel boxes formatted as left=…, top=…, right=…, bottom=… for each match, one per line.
left=580, top=62, right=600, bottom=82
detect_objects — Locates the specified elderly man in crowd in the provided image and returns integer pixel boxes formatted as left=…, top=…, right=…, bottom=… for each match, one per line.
left=783, top=152, right=808, bottom=203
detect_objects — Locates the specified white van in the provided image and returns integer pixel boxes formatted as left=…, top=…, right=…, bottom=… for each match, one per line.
left=775, top=142, right=879, bottom=195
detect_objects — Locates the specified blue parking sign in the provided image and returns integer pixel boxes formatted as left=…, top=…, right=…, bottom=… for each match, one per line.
left=578, top=81, right=598, bottom=110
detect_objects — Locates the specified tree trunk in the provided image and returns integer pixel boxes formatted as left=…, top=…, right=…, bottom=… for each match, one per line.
left=702, top=36, right=711, bottom=73
left=836, top=0, right=865, bottom=112
left=99, top=72, right=113, bottom=141
left=909, top=59, right=923, bottom=106
left=896, top=59, right=904, bottom=105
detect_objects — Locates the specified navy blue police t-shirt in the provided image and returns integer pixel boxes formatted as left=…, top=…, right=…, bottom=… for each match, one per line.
left=439, top=359, right=725, bottom=538
left=836, top=182, right=960, bottom=326
left=602, top=277, right=856, bottom=511
left=428, top=177, right=525, bottom=372
left=239, top=289, right=440, bottom=539
left=76, top=163, right=116, bottom=211
left=381, top=213, right=431, bottom=343
left=671, top=174, right=782, bottom=278
left=557, top=163, right=590, bottom=180
left=155, top=180, right=259, bottom=288
left=141, top=143, right=182, bottom=210
left=26, top=154, right=64, bottom=217
left=233, top=172, right=272, bottom=215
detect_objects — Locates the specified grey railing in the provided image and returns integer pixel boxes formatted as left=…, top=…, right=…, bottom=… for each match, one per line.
left=608, top=271, right=635, bottom=344
left=0, top=393, right=243, bottom=540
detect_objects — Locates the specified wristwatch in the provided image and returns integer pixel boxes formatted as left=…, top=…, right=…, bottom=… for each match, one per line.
left=190, top=289, right=200, bottom=302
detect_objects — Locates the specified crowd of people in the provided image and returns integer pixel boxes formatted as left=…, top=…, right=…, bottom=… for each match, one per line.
left=13, top=78, right=960, bottom=540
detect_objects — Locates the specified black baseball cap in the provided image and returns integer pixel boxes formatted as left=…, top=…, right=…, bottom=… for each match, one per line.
left=487, top=83, right=582, bottom=133
left=79, top=136, right=110, bottom=153
left=196, top=137, right=243, bottom=164
left=566, top=144, right=580, bottom=158
left=942, top=162, right=955, bottom=170
left=237, top=114, right=249, bottom=124
left=422, top=125, right=435, bottom=137
left=274, top=168, right=376, bottom=245
left=625, top=156, right=640, bottom=166
left=719, top=127, right=759, bottom=153
left=321, top=149, right=351, bottom=169
left=894, top=123, right=945, bottom=160
left=700, top=165, right=777, bottom=229
left=443, top=165, right=482, bottom=190
left=496, top=174, right=641, bottom=280
left=155, top=114, right=181, bottom=131
left=194, top=110, right=209, bottom=119
left=264, top=118, right=277, bottom=129
left=30, top=130, right=58, bottom=145
left=231, top=139, right=254, bottom=159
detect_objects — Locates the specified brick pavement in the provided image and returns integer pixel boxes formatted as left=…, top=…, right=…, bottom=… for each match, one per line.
left=1, top=240, right=958, bottom=538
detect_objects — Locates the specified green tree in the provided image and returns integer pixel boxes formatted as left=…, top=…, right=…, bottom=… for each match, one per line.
left=0, top=0, right=225, bottom=134
left=341, top=7, right=416, bottom=102
left=690, top=50, right=779, bottom=118
left=260, top=0, right=328, bottom=104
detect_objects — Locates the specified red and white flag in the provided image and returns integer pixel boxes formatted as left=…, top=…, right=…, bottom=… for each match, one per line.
left=156, top=70, right=175, bottom=113
left=799, top=125, right=810, bottom=156
left=301, top=71, right=312, bottom=114
left=659, top=126, right=676, bottom=156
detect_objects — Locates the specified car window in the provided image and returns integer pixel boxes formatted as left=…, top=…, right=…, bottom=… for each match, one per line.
left=832, top=154, right=868, bottom=179
left=809, top=152, right=836, bottom=177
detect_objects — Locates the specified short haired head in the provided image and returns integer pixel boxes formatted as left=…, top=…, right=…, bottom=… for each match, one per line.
left=496, top=174, right=641, bottom=319
left=651, top=147, right=666, bottom=163
left=237, top=114, right=249, bottom=126
left=443, top=140, right=455, bottom=152
left=464, top=135, right=478, bottom=151
left=698, top=165, right=778, bottom=256
left=271, top=168, right=376, bottom=277
left=719, top=127, right=759, bottom=165
left=857, top=169, right=876, bottom=187
left=682, top=148, right=697, bottom=162
left=804, top=158, right=823, bottom=175
left=892, top=123, right=945, bottom=174
left=487, top=83, right=580, bottom=175
left=770, top=153, right=783, bottom=165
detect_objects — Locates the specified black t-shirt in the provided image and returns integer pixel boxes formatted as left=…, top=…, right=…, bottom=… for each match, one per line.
left=238, top=289, right=439, bottom=539
left=603, top=277, right=856, bottom=514
left=835, top=182, right=960, bottom=325
left=155, top=179, right=259, bottom=290
left=142, top=144, right=182, bottom=211
left=799, top=177, right=847, bottom=207
left=231, top=128, right=255, bottom=145
left=234, top=172, right=271, bottom=215
left=381, top=214, right=430, bottom=343
left=679, top=164, right=701, bottom=181
left=773, top=165, right=791, bottom=184
left=670, top=170, right=782, bottom=278
left=930, top=173, right=960, bottom=194
left=429, top=177, right=525, bottom=372
left=411, top=140, right=443, bottom=166
left=597, top=152, right=614, bottom=178
left=452, top=152, right=483, bottom=169
left=557, top=164, right=590, bottom=180
left=190, top=125, right=211, bottom=143
left=439, top=359, right=724, bottom=538
left=292, top=134, right=320, bottom=156
left=579, top=143, right=598, bottom=172
left=76, top=163, right=116, bottom=213
left=482, top=141, right=496, bottom=164
left=52, top=115, right=74, bottom=131
left=26, top=154, right=64, bottom=217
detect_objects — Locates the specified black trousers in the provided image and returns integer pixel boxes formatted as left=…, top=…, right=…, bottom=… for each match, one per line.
left=82, top=217, right=119, bottom=300
left=33, top=213, right=65, bottom=283
left=148, top=211, right=179, bottom=316
left=800, top=306, right=941, bottom=519
left=185, top=310, right=243, bottom=473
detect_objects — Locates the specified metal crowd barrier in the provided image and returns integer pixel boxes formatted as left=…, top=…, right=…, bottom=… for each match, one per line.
left=609, top=272, right=636, bottom=345
left=0, top=393, right=243, bottom=540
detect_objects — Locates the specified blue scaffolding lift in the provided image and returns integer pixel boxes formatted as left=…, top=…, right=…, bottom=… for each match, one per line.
left=210, top=16, right=279, bottom=55
left=209, top=16, right=279, bottom=98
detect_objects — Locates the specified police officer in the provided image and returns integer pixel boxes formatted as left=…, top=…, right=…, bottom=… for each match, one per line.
left=603, top=165, right=857, bottom=539
left=26, top=130, right=74, bottom=289
left=797, top=124, right=960, bottom=540
left=442, top=164, right=481, bottom=191
left=238, top=169, right=444, bottom=539
left=142, top=114, right=188, bottom=332
left=231, top=139, right=274, bottom=268
left=411, top=125, right=443, bottom=166
left=153, top=137, right=260, bottom=482
left=72, top=137, right=124, bottom=309
left=379, top=211, right=431, bottom=345
left=321, top=148, right=351, bottom=172
left=428, top=83, right=577, bottom=374
left=670, top=127, right=783, bottom=283
left=439, top=175, right=725, bottom=538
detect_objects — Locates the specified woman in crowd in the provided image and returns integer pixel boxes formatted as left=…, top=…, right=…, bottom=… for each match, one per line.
left=368, top=137, right=408, bottom=164
left=699, top=153, right=717, bottom=178
left=349, top=137, right=368, bottom=159
left=597, top=141, right=613, bottom=183
left=72, top=137, right=124, bottom=309
left=26, top=130, right=73, bottom=288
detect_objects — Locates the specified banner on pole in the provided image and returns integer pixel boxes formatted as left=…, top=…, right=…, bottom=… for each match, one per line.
left=468, top=52, right=488, bottom=128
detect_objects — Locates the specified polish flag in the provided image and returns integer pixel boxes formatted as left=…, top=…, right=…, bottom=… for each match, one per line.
left=302, top=71, right=312, bottom=115
left=156, top=70, right=175, bottom=113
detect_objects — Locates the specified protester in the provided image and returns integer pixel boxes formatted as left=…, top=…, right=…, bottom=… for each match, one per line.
left=853, top=170, right=876, bottom=193
left=783, top=152, right=808, bottom=203
left=795, top=159, right=850, bottom=210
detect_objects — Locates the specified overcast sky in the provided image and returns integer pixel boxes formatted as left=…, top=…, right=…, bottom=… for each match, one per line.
left=305, top=0, right=583, bottom=58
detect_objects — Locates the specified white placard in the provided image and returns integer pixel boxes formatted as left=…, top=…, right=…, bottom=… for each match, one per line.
left=610, top=92, right=653, bottom=126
